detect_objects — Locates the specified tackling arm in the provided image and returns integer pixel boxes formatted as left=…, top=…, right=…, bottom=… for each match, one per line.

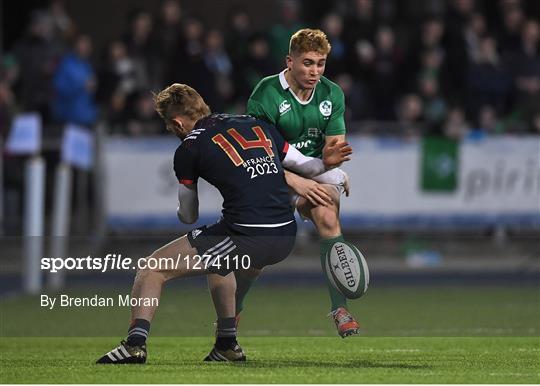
left=177, top=184, right=199, bottom=224
left=282, top=139, right=352, bottom=178
left=282, top=145, right=329, bottom=178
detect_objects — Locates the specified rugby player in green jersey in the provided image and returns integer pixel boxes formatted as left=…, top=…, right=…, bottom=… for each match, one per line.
left=209, top=29, right=364, bottom=338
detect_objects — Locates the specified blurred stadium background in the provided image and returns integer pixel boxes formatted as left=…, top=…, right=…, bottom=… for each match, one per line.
left=0, top=0, right=539, bottom=335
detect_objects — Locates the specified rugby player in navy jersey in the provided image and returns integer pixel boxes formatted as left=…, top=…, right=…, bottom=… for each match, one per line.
left=96, top=83, right=352, bottom=364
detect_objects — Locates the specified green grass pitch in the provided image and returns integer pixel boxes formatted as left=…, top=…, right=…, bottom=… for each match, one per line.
left=1, top=285, right=539, bottom=383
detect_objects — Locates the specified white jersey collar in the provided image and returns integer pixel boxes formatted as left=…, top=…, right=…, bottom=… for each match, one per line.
left=279, top=69, right=317, bottom=105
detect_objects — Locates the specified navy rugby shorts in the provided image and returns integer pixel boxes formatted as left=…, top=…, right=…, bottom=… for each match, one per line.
left=187, top=218, right=297, bottom=276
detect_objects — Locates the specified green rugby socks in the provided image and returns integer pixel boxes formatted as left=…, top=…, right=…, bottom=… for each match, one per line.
left=320, top=235, right=347, bottom=311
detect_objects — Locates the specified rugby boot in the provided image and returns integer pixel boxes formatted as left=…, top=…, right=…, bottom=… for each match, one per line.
left=96, top=340, right=147, bottom=364
left=203, top=342, right=246, bottom=362
left=330, top=307, right=360, bottom=338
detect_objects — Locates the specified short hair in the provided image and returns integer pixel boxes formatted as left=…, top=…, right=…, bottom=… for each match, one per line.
left=289, top=28, right=331, bottom=56
left=153, top=83, right=210, bottom=131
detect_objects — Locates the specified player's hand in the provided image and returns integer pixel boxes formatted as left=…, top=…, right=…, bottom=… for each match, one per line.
left=300, top=179, right=333, bottom=206
left=286, top=172, right=333, bottom=206
left=323, top=138, right=352, bottom=168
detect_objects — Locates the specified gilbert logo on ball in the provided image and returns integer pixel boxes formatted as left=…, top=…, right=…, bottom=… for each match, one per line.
left=325, top=242, right=369, bottom=299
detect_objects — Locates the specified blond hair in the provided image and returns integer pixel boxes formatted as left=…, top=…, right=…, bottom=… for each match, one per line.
left=289, top=28, right=331, bottom=56
left=153, top=83, right=211, bottom=132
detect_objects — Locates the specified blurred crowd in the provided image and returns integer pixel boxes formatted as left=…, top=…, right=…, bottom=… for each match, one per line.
left=1, top=0, right=539, bottom=140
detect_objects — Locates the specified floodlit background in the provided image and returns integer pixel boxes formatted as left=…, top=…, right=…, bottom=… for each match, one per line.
left=0, top=0, right=539, bottom=338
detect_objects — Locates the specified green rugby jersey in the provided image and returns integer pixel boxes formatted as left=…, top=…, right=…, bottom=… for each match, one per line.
left=246, top=70, right=346, bottom=157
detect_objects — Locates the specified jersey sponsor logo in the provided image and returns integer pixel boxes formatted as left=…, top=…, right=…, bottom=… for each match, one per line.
left=279, top=100, right=291, bottom=115
left=308, top=128, right=320, bottom=137
left=292, top=140, right=312, bottom=150
left=319, top=100, right=332, bottom=117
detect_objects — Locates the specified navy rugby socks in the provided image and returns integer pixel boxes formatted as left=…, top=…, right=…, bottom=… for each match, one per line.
left=215, top=317, right=237, bottom=350
left=127, top=318, right=150, bottom=346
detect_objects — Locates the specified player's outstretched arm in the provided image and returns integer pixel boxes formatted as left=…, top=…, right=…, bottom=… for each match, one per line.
left=282, top=143, right=351, bottom=178
left=177, top=184, right=199, bottom=224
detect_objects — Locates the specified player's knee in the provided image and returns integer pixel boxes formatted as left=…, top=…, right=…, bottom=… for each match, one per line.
left=136, top=257, right=167, bottom=283
left=322, top=184, right=341, bottom=205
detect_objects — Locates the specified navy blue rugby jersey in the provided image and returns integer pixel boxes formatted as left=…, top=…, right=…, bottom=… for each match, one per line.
left=174, top=114, right=294, bottom=225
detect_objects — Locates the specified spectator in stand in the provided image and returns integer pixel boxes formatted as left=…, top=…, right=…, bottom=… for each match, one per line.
left=169, top=18, right=216, bottom=109
left=51, top=34, right=97, bottom=126
left=418, top=74, right=447, bottom=128
left=497, top=3, right=525, bottom=53
left=155, top=0, right=184, bottom=87
left=396, top=93, right=424, bottom=137
left=204, top=29, right=234, bottom=111
left=224, top=6, right=253, bottom=68
left=505, top=20, right=540, bottom=125
left=126, top=92, right=162, bottom=136
left=0, top=55, right=18, bottom=98
left=403, top=17, right=446, bottom=92
left=12, top=10, right=61, bottom=123
left=343, top=0, right=377, bottom=81
left=97, top=40, right=147, bottom=133
left=419, top=17, right=445, bottom=50
left=224, top=6, right=254, bottom=108
left=464, top=12, right=487, bottom=62
left=416, top=47, right=449, bottom=100
left=444, top=0, right=476, bottom=101
left=419, top=48, right=444, bottom=79
left=240, top=34, right=275, bottom=99
left=42, top=0, right=75, bottom=51
left=474, top=105, right=505, bottom=136
left=343, top=0, right=377, bottom=48
left=182, top=17, right=205, bottom=57
left=466, top=35, right=511, bottom=119
left=445, top=0, right=476, bottom=44
left=0, top=81, right=17, bottom=139
left=320, top=12, right=347, bottom=77
left=123, top=10, right=159, bottom=90
left=371, top=25, right=403, bottom=120
left=269, top=0, right=303, bottom=67
left=443, top=105, right=471, bottom=140
left=334, top=72, right=367, bottom=123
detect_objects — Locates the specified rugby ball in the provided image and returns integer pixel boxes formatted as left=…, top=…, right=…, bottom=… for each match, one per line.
left=325, top=242, right=369, bottom=299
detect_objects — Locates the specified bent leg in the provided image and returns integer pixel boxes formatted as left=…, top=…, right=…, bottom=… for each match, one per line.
left=297, top=185, right=347, bottom=311
left=97, top=234, right=208, bottom=363
left=131, top=234, right=201, bottom=322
